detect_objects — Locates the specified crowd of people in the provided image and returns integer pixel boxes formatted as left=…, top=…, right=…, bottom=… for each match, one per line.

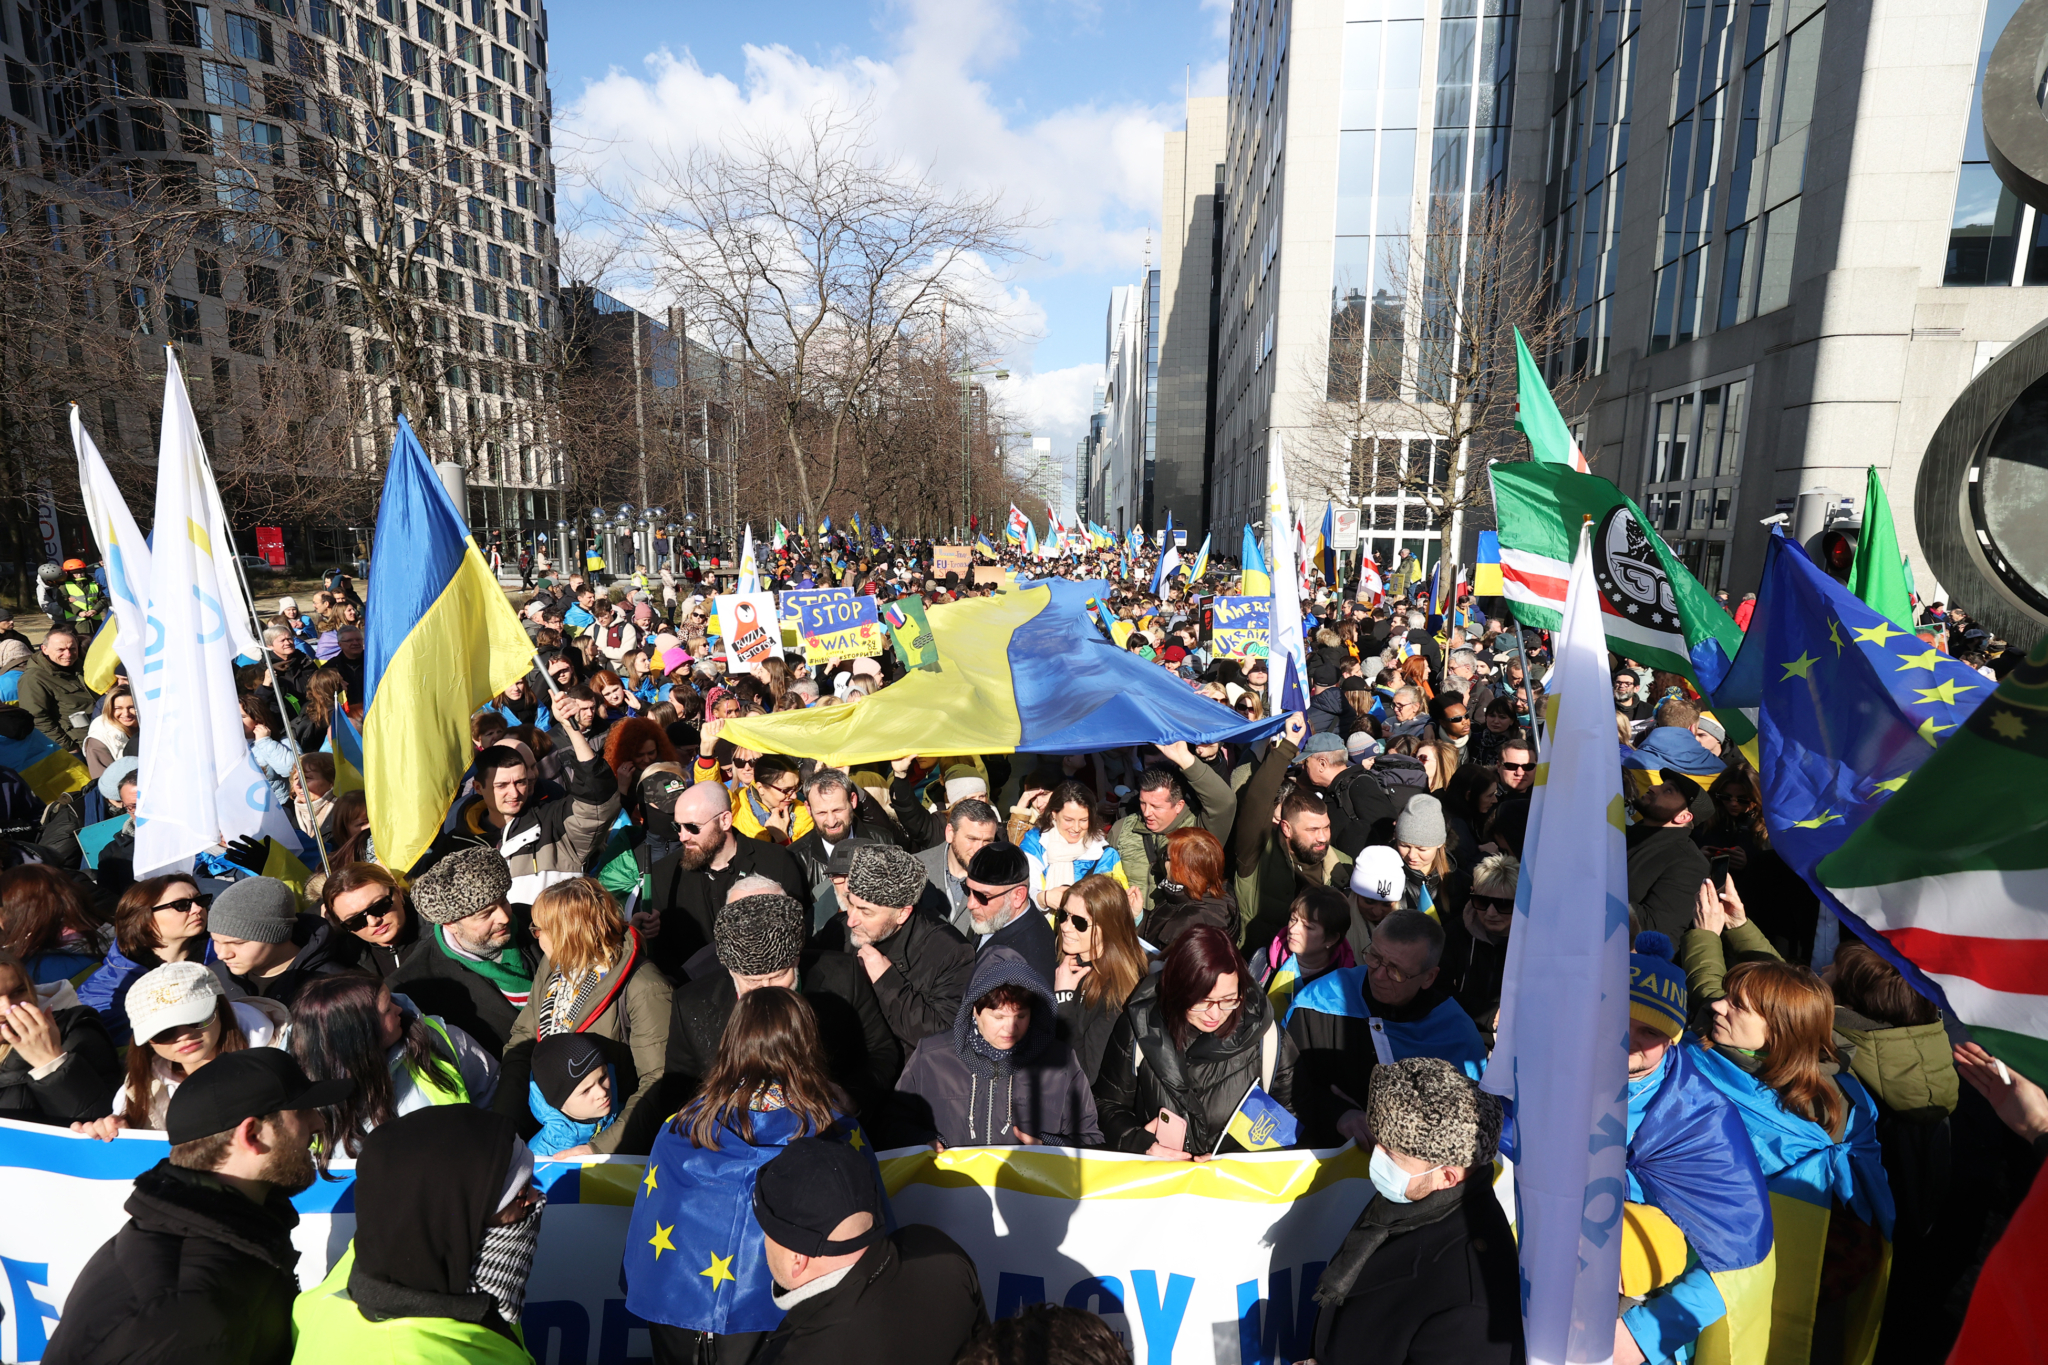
left=0, top=531, right=2040, bottom=1365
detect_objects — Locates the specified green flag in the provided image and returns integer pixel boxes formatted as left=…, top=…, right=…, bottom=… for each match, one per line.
left=1513, top=327, right=1587, bottom=471
left=1846, top=465, right=1914, bottom=633
left=882, top=596, right=939, bottom=672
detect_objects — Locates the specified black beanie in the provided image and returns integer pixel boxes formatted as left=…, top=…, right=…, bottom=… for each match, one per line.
left=531, top=1034, right=608, bottom=1111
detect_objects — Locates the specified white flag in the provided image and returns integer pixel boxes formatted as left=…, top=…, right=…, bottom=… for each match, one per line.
left=1481, top=519, right=1631, bottom=1365
left=135, top=351, right=294, bottom=875
left=1265, top=431, right=1307, bottom=715
left=70, top=406, right=153, bottom=681
left=736, top=524, right=758, bottom=594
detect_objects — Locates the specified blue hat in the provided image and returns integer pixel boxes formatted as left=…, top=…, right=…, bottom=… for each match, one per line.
left=1298, top=732, right=1347, bottom=758
left=97, top=755, right=138, bottom=803
left=1629, top=931, right=1687, bottom=1041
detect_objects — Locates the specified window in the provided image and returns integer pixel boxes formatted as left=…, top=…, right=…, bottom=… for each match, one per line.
left=168, top=0, right=211, bottom=47
left=310, top=0, right=334, bottom=38
left=295, top=276, right=325, bottom=314
left=148, top=53, right=189, bottom=99
left=256, top=0, right=296, bottom=15
left=238, top=118, right=285, bottom=164
left=486, top=241, right=503, bottom=276
left=510, top=93, right=524, bottom=128
left=115, top=0, right=153, bottom=42
left=247, top=265, right=280, bottom=306
left=168, top=295, right=203, bottom=342
left=514, top=177, right=530, bottom=208
left=383, top=74, right=411, bottom=119
left=266, top=75, right=305, bottom=120
left=492, top=323, right=510, bottom=356
left=441, top=59, right=465, bottom=94
left=457, top=25, right=480, bottom=65
left=335, top=286, right=366, bottom=326
left=461, top=111, right=480, bottom=146
left=519, top=252, right=532, bottom=285
left=356, top=18, right=388, bottom=64
left=418, top=6, right=442, bottom=44
left=196, top=252, right=223, bottom=295
left=1643, top=373, right=1748, bottom=593
left=422, top=94, right=444, bottom=131
left=467, top=194, right=487, bottom=229
left=201, top=61, right=253, bottom=108
left=472, top=280, right=496, bottom=314
left=506, top=289, right=525, bottom=323
left=132, top=106, right=168, bottom=150
left=226, top=13, right=273, bottom=63
left=496, top=127, right=516, bottom=162
left=500, top=208, right=523, bottom=243
left=181, top=109, right=226, bottom=154
left=337, top=55, right=364, bottom=97
left=286, top=33, right=322, bottom=79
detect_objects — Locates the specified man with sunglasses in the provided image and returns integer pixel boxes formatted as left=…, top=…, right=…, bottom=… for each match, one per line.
left=960, top=843, right=1056, bottom=985
left=1282, top=908, right=1489, bottom=1149
left=644, top=778, right=809, bottom=978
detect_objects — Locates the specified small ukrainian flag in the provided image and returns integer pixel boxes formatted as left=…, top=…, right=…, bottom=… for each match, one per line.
left=1223, top=1081, right=1298, bottom=1153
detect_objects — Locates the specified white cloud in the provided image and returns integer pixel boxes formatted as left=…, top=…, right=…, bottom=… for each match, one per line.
left=556, top=0, right=1175, bottom=355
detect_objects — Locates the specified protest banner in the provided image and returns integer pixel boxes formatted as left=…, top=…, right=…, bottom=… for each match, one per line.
left=933, top=544, right=973, bottom=578
left=779, top=586, right=853, bottom=621
left=714, top=592, right=781, bottom=670
left=1212, top=596, right=1271, bottom=660
left=798, top=593, right=884, bottom=663
left=0, top=1122, right=1380, bottom=1365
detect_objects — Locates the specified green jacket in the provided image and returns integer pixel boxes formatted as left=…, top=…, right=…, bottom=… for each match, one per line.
left=1111, top=755, right=1237, bottom=912
left=16, top=650, right=96, bottom=753
left=291, top=1244, right=532, bottom=1364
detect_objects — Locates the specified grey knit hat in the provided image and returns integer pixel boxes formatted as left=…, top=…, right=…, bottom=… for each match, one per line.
left=410, top=846, right=514, bottom=924
left=715, top=894, right=806, bottom=976
left=208, top=876, right=298, bottom=944
left=1395, top=793, right=1447, bottom=848
left=845, top=844, right=927, bottom=909
left=1367, top=1055, right=1503, bottom=1169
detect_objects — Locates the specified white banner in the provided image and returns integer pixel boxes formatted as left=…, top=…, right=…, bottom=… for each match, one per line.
left=0, top=1122, right=1384, bottom=1365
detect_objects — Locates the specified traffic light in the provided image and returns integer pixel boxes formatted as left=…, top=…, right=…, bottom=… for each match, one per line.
left=1817, top=527, right=1859, bottom=582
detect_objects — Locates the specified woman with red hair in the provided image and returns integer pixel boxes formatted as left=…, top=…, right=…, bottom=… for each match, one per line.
left=1090, top=923, right=1298, bottom=1158
left=603, top=717, right=679, bottom=823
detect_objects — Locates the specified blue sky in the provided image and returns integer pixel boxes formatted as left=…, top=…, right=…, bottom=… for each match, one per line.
left=549, top=0, right=1229, bottom=488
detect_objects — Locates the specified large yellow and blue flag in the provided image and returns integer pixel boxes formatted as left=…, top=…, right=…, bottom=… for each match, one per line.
left=975, top=534, right=999, bottom=560
left=1185, top=532, right=1211, bottom=584
left=1221, top=1081, right=1297, bottom=1153
left=722, top=579, right=1282, bottom=762
left=0, top=712, right=91, bottom=802
left=1318, top=502, right=1338, bottom=582
left=1240, top=525, right=1271, bottom=596
left=361, top=416, right=533, bottom=873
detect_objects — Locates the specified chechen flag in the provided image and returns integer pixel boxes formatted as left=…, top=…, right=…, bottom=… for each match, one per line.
left=1820, top=638, right=2048, bottom=1087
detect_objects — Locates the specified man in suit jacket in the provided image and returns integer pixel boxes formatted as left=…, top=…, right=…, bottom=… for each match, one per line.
left=959, top=843, right=1055, bottom=986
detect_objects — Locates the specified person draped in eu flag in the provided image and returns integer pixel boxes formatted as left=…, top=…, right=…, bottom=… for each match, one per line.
left=622, top=986, right=877, bottom=1365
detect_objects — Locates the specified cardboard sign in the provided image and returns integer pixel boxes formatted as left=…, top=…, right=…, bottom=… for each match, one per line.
left=798, top=593, right=884, bottom=663
left=932, top=545, right=973, bottom=578
left=1212, top=596, right=1272, bottom=660
left=714, top=592, right=782, bottom=670
left=780, top=586, right=854, bottom=621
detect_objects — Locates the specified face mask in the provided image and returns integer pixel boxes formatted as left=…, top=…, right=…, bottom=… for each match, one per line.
left=1369, top=1145, right=1447, bottom=1204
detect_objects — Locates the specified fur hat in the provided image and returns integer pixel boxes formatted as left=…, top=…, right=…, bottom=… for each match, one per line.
left=1396, top=794, right=1447, bottom=848
left=1367, top=1055, right=1504, bottom=1169
left=715, top=894, right=807, bottom=977
left=410, top=846, right=514, bottom=924
left=846, top=844, right=928, bottom=909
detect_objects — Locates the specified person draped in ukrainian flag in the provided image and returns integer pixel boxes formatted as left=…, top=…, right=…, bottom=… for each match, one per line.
left=1676, top=886, right=1895, bottom=1365
left=1619, top=930, right=1775, bottom=1365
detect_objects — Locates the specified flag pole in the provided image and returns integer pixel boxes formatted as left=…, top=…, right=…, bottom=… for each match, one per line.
left=224, top=535, right=332, bottom=876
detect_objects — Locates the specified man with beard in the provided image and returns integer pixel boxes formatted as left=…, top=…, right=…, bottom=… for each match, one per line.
left=841, top=843, right=976, bottom=1054
left=1231, top=714, right=1355, bottom=957
left=646, top=779, right=810, bottom=978
left=44, top=1050, right=348, bottom=1365
left=391, top=847, right=536, bottom=1057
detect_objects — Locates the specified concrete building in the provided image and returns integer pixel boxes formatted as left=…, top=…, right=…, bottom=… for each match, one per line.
left=2, top=0, right=565, bottom=572
left=1546, top=0, right=2046, bottom=601
left=1156, top=95, right=1228, bottom=539
left=1092, top=277, right=1156, bottom=532
left=1208, top=0, right=1523, bottom=573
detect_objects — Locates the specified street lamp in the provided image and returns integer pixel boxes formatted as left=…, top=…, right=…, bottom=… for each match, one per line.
left=952, top=366, right=1009, bottom=536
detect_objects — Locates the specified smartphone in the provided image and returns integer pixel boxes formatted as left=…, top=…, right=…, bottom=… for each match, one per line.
left=1709, top=855, right=1731, bottom=891
left=1154, top=1109, right=1189, bottom=1153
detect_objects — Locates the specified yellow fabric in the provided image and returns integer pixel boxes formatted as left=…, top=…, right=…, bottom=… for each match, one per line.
left=363, top=548, right=534, bottom=874
left=1695, top=1252, right=1777, bottom=1365
left=260, top=839, right=315, bottom=906
left=83, top=618, right=121, bottom=692
left=877, top=1141, right=1372, bottom=1202
left=290, top=1243, right=531, bottom=1364
left=729, top=784, right=814, bottom=846
left=721, top=589, right=1041, bottom=763
left=1620, top=1202, right=1690, bottom=1297
left=1692, top=1191, right=1888, bottom=1365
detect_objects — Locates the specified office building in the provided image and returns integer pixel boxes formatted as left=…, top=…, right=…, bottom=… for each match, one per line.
left=2, top=0, right=565, bottom=569
left=1091, top=277, right=1155, bottom=532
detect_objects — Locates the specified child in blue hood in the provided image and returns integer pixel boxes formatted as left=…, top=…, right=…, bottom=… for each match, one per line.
left=527, top=1033, right=618, bottom=1157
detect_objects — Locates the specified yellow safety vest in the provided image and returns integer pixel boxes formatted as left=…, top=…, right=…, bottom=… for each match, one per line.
left=292, top=1244, right=531, bottom=1365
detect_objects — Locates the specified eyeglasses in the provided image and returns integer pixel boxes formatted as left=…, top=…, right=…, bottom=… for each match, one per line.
left=338, top=894, right=398, bottom=933
left=763, top=781, right=800, bottom=797
left=1189, top=991, right=1239, bottom=1018
left=1364, top=948, right=1422, bottom=983
left=149, top=1019, right=215, bottom=1046
left=730, top=757, right=757, bottom=770
left=1499, top=760, right=1534, bottom=773
left=678, top=820, right=706, bottom=836
left=153, top=894, right=213, bottom=914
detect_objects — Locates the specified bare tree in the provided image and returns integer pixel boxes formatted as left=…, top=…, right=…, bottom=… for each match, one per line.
left=618, top=109, right=1030, bottom=527
left=1300, top=188, right=1580, bottom=553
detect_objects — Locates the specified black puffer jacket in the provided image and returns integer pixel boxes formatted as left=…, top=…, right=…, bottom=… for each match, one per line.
left=42, top=1160, right=302, bottom=1365
left=0, top=993, right=122, bottom=1124
left=1092, top=973, right=1299, bottom=1155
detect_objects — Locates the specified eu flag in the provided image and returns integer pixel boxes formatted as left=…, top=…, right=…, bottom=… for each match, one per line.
left=623, top=1110, right=877, bottom=1334
left=1714, top=531, right=1990, bottom=989
left=1222, top=1082, right=1297, bottom=1153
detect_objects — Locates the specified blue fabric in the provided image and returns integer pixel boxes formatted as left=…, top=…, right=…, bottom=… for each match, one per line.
left=77, top=938, right=216, bottom=1038
left=624, top=1108, right=873, bottom=1333
left=486, top=699, right=552, bottom=732
left=359, top=418, right=470, bottom=716
left=1621, top=726, right=1726, bottom=777
left=1283, top=967, right=1490, bottom=1079
left=0, top=671, right=18, bottom=704
left=526, top=1069, right=616, bottom=1157
left=1625, top=1043, right=1774, bottom=1273
left=1689, top=1040, right=1895, bottom=1237
left=564, top=604, right=596, bottom=631
left=1624, top=1257, right=1725, bottom=1365
left=1005, top=580, right=1286, bottom=751
left=1710, top=533, right=1987, bottom=1011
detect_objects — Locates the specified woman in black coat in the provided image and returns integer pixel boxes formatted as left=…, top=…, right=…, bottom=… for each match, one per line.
left=1049, top=876, right=1150, bottom=1086
left=1092, top=925, right=1299, bottom=1157
left=0, top=953, right=122, bottom=1126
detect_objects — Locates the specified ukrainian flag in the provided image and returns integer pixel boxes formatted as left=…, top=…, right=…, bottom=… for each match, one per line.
left=1185, top=532, right=1210, bottom=584
left=975, top=534, right=998, bottom=560
left=327, top=701, right=366, bottom=797
left=1241, top=525, right=1271, bottom=596
left=82, top=618, right=122, bottom=693
left=722, top=579, right=1282, bottom=763
left=1474, top=530, right=1506, bottom=597
left=0, top=712, right=91, bottom=802
left=1222, top=1081, right=1297, bottom=1153
left=361, top=417, right=534, bottom=873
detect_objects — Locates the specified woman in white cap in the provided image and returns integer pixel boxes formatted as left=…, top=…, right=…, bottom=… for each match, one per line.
left=71, top=960, right=287, bottom=1139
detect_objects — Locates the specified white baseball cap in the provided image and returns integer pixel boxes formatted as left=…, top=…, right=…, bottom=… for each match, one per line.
left=126, top=961, right=224, bottom=1045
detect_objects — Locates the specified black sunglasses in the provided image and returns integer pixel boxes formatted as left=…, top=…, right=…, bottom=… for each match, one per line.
left=1499, top=760, right=1534, bottom=772
left=1468, top=894, right=1514, bottom=912
left=1059, top=910, right=1092, bottom=934
left=338, top=894, right=397, bottom=933
left=967, top=885, right=1013, bottom=905
left=153, top=894, right=214, bottom=914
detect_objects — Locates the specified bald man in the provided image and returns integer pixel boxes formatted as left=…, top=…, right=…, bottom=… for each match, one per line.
left=645, top=777, right=810, bottom=979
